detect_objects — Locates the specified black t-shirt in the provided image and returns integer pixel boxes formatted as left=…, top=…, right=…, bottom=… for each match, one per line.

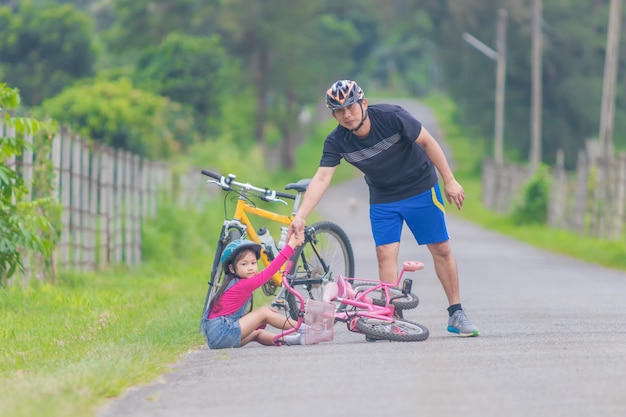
left=320, top=103, right=438, bottom=204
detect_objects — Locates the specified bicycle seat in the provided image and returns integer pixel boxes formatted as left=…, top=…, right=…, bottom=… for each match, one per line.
left=402, top=261, right=425, bottom=271
left=323, top=276, right=352, bottom=302
left=322, top=282, right=338, bottom=302
left=285, top=178, right=311, bottom=193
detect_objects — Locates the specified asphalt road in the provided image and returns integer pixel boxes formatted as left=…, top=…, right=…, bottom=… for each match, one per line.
left=98, top=101, right=626, bottom=417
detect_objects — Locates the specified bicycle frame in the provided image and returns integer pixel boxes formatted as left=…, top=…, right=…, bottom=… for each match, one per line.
left=330, top=264, right=421, bottom=324
left=227, top=199, right=295, bottom=286
left=273, top=261, right=426, bottom=345
left=204, top=170, right=307, bottom=286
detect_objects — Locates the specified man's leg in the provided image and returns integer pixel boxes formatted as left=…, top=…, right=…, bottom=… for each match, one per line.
left=426, top=240, right=460, bottom=305
left=375, top=242, right=400, bottom=284
left=428, top=241, right=479, bottom=337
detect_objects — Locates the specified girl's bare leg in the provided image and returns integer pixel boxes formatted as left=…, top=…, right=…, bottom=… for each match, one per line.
left=241, top=329, right=276, bottom=346
left=238, top=306, right=298, bottom=345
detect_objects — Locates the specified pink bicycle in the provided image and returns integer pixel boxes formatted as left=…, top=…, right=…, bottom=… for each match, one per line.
left=273, top=260, right=429, bottom=344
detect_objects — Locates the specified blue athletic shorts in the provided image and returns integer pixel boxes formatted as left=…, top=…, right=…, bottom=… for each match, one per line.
left=370, top=183, right=449, bottom=246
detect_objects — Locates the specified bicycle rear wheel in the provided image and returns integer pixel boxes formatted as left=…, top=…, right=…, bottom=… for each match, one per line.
left=200, top=227, right=243, bottom=323
left=355, top=317, right=429, bottom=342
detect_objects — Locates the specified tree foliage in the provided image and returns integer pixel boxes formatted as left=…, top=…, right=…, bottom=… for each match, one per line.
left=432, top=0, right=624, bottom=168
left=0, top=0, right=98, bottom=106
left=133, top=33, right=231, bottom=134
left=3, top=0, right=626, bottom=171
left=105, top=0, right=206, bottom=52
left=38, top=78, right=199, bottom=159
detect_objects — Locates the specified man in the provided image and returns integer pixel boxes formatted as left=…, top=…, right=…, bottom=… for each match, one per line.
left=287, top=79, right=479, bottom=337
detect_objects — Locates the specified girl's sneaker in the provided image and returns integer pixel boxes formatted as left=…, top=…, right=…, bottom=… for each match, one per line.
left=281, top=324, right=310, bottom=345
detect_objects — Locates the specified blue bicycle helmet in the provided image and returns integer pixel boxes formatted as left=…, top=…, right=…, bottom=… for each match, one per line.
left=221, top=239, right=262, bottom=268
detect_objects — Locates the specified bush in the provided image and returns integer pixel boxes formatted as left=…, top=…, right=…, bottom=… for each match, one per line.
left=0, top=83, right=58, bottom=284
left=141, top=196, right=216, bottom=264
left=511, top=164, right=551, bottom=225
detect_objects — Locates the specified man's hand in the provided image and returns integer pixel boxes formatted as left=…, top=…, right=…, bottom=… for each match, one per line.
left=444, top=179, right=465, bottom=210
left=287, top=216, right=306, bottom=241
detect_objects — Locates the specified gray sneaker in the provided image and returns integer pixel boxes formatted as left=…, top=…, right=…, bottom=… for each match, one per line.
left=447, top=310, right=480, bottom=337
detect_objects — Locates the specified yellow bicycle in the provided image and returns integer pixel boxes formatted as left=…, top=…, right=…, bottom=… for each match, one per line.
left=200, top=170, right=355, bottom=321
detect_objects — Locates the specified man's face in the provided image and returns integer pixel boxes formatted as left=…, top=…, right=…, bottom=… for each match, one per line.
left=332, top=99, right=367, bottom=130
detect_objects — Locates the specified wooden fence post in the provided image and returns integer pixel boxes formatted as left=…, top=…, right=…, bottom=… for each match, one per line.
left=50, top=129, right=62, bottom=282
left=59, top=127, right=71, bottom=268
left=98, top=145, right=110, bottom=269
left=22, top=130, right=34, bottom=282
left=549, top=150, right=566, bottom=228
left=131, top=154, right=142, bottom=265
left=113, top=149, right=124, bottom=264
left=88, top=145, right=99, bottom=271
left=612, top=152, right=626, bottom=240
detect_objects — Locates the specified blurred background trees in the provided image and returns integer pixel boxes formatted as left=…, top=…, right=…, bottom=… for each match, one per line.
left=0, top=0, right=624, bottom=170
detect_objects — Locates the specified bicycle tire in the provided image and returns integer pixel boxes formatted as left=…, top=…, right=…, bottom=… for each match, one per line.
left=355, top=317, right=429, bottom=342
left=200, top=228, right=243, bottom=321
left=351, top=283, right=419, bottom=311
left=291, top=221, right=354, bottom=292
left=283, top=221, right=354, bottom=319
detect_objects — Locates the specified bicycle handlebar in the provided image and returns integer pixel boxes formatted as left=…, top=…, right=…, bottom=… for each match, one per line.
left=201, top=169, right=296, bottom=202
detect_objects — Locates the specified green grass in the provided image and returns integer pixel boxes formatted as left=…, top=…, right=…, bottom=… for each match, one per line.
left=0, top=261, right=207, bottom=417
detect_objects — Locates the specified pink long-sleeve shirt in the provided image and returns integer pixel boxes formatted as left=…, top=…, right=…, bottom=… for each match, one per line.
left=207, top=245, right=295, bottom=319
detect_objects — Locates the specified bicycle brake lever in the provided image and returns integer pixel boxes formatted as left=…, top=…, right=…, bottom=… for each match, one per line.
left=259, top=190, right=288, bottom=205
left=219, top=176, right=232, bottom=190
left=206, top=179, right=225, bottom=189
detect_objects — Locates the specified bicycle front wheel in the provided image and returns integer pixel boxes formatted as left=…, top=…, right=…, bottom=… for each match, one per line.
left=288, top=221, right=355, bottom=302
left=355, top=317, right=429, bottom=342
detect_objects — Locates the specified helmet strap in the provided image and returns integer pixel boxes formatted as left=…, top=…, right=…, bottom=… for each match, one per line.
left=350, top=101, right=368, bottom=133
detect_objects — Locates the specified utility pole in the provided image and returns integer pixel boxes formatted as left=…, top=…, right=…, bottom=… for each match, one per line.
left=599, top=0, right=622, bottom=163
left=594, top=0, right=623, bottom=237
left=495, top=9, right=507, bottom=166
left=462, top=8, right=507, bottom=165
left=530, top=0, right=542, bottom=171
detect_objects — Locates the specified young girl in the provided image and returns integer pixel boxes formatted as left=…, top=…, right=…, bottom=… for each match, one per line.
left=201, top=230, right=305, bottom=349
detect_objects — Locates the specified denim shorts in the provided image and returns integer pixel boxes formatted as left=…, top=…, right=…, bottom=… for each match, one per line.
left=202, top=316, right=242, bottom=349
left=370, top=183, right=449, bottom=246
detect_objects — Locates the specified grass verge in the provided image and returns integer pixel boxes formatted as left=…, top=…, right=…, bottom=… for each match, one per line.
left=0, top=260, right=207, bottom=417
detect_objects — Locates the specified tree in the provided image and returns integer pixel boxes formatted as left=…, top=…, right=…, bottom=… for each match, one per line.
left=133, top=33, right=231, bottom=134
left=0, top=0, right=98, bottom=106
left=426, top=0, right=626, bottom=168
left=364, top=0, right=437, bottom=94
left=106, top=0, right=206, bottom=52
left=38, top=78, right=199, bottom=159
left=215, top=0, right=363, bottom=168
